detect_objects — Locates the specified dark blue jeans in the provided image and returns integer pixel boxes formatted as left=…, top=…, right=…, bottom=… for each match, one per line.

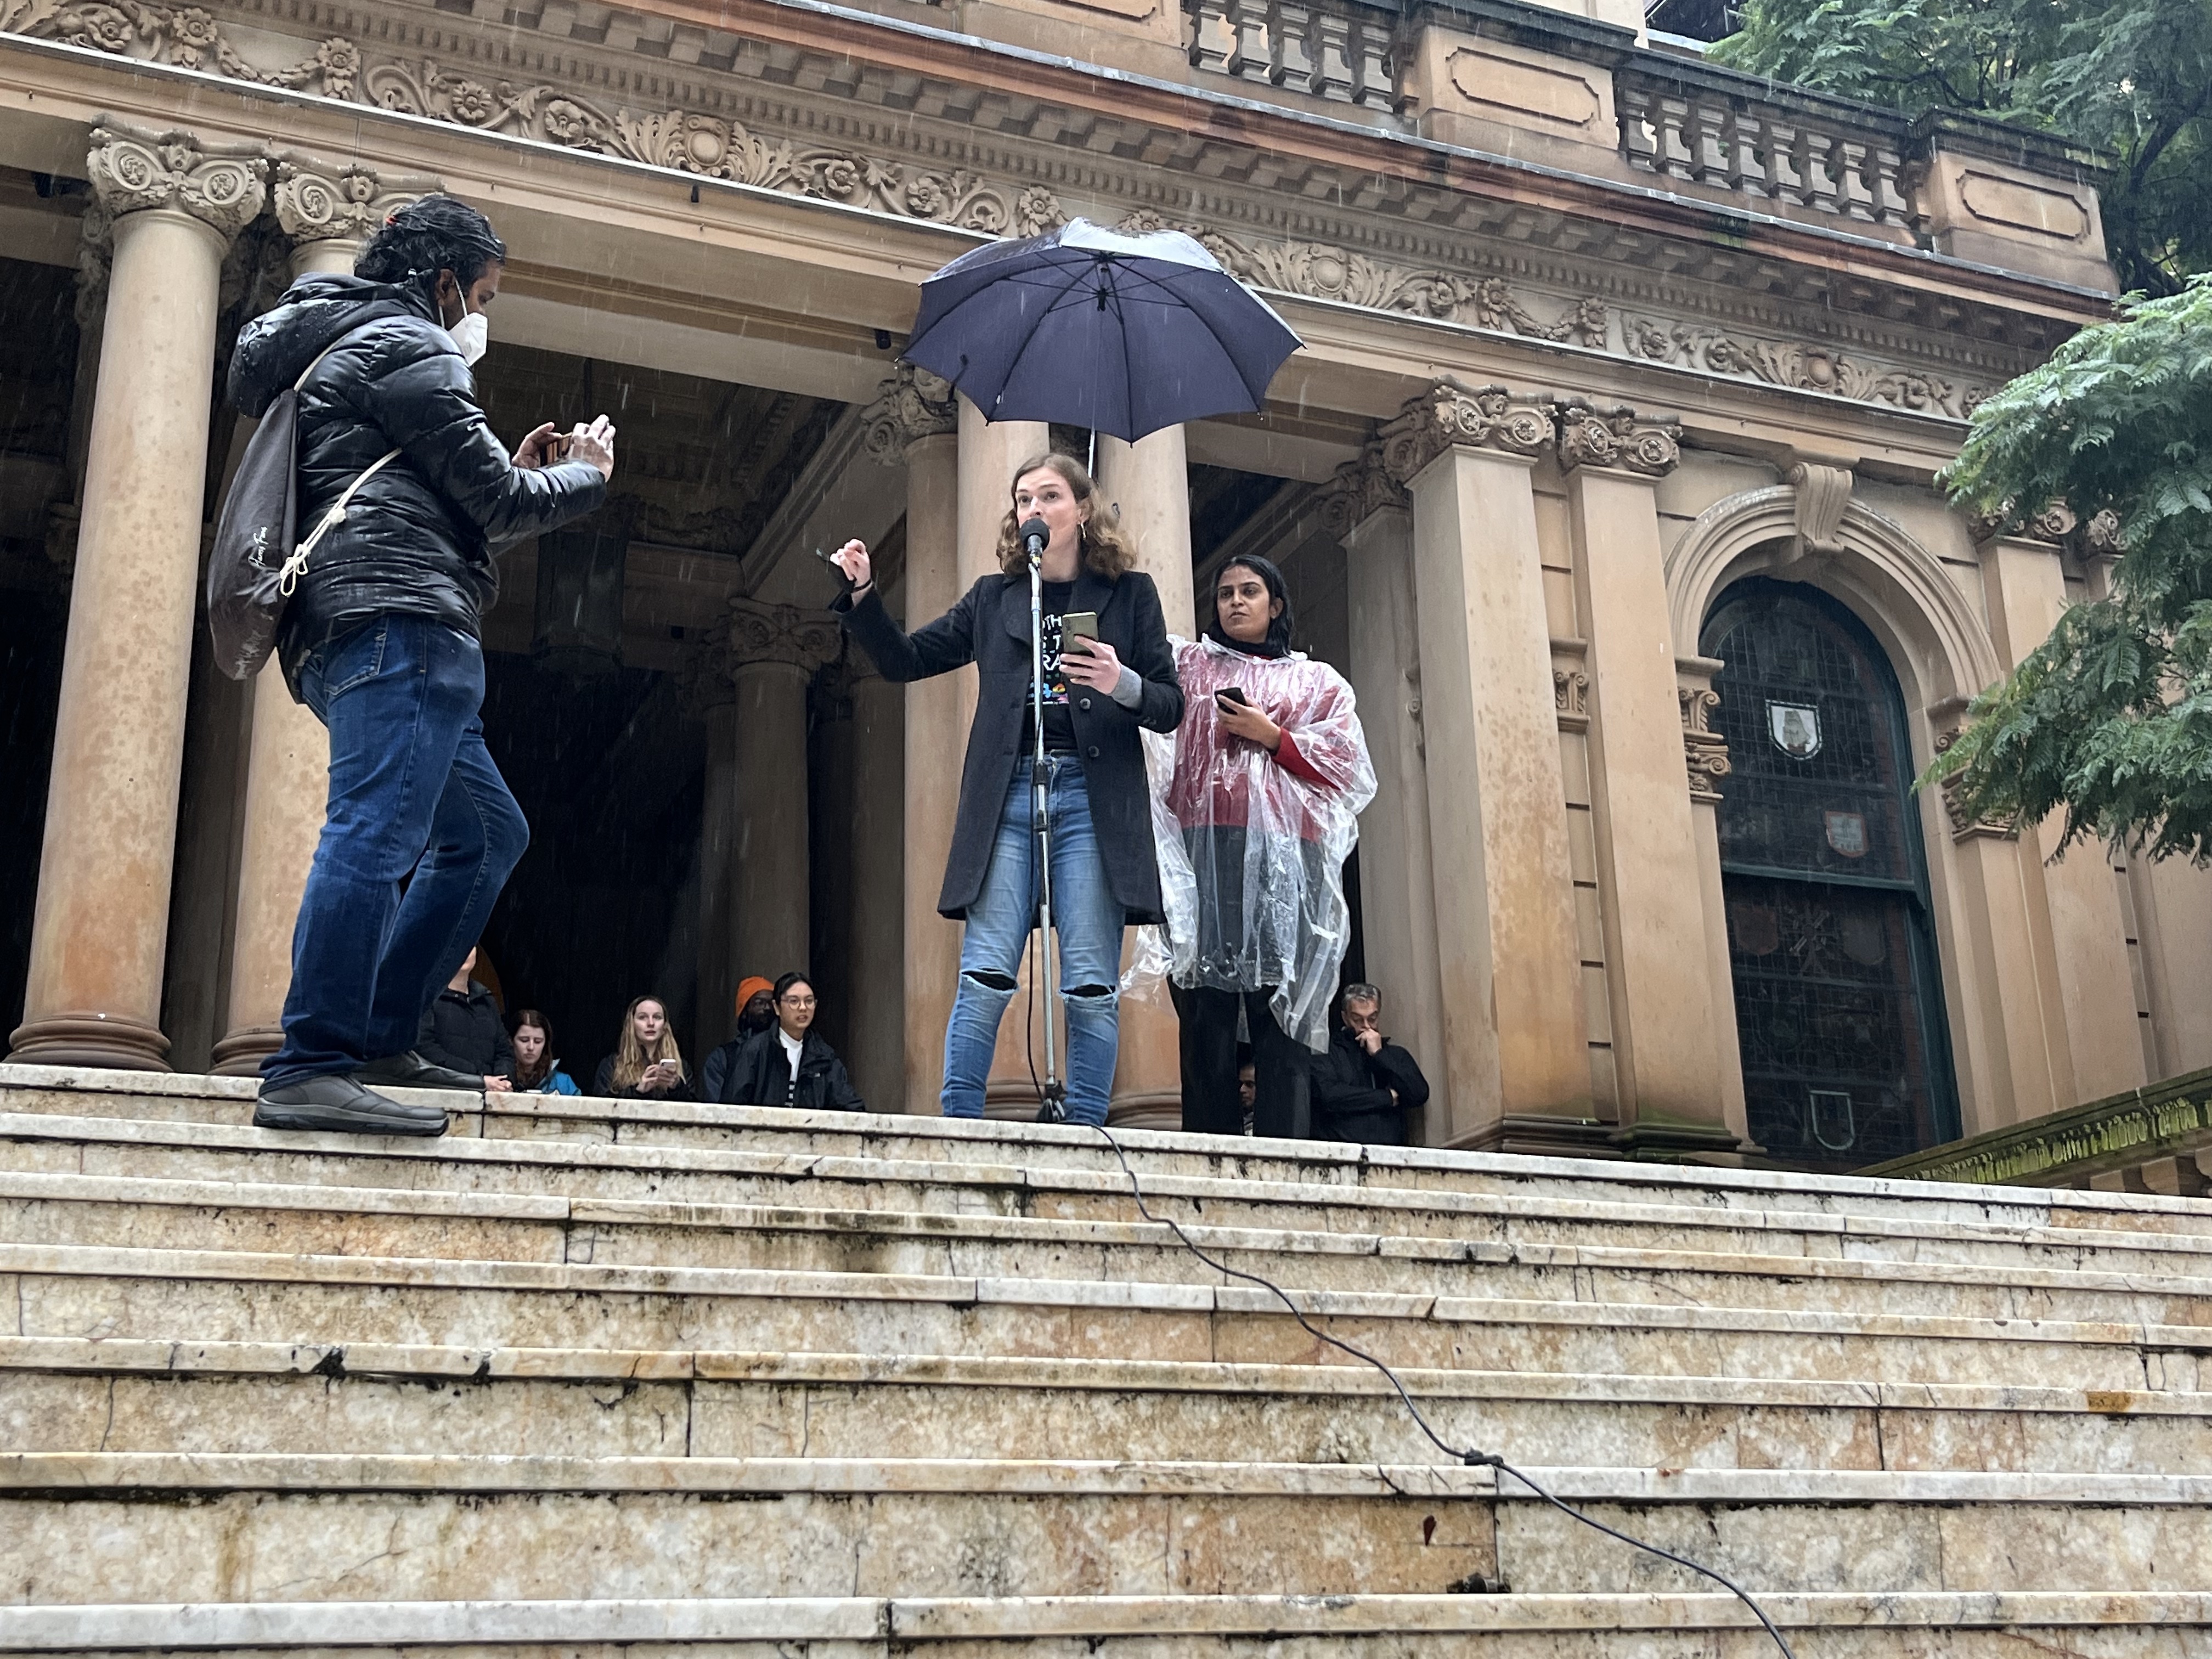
left=263, top=617, right=528, bottom=1086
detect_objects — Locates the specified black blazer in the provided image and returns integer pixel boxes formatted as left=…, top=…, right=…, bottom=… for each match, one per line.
left=839, top=565, right=1183, bottom=922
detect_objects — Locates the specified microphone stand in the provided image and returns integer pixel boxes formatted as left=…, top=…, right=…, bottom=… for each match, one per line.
left=1027, top=526, right=1069, bottom=1124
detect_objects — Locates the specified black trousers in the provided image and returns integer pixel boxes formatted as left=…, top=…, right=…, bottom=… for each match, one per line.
left=1172, top=983, right=1311, bottom=1140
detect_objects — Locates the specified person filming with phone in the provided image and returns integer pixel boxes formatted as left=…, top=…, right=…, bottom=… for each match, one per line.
left=1154, top=556, right=1375, bottom=1139
left=828, top=452, right=1182, bottom=1126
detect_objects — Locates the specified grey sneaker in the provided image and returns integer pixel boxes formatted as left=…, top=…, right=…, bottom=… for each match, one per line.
left=255, top=1074, right=451, bottom=1136
left=356, top=1050, right=484, bottom=1091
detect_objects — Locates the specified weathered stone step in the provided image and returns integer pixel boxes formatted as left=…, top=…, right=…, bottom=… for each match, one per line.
left=4, top=1336, right=2186, bottom=1473
left=15, top=1064, right=2211, bottom=1242
left=5, top=1453, right=2208, bottom=1601
left=10, top=1170, right=2212, bottom=1327
left=5, top=1242, right=2194, bottom=1390
left=3, top=1590, right=2205, bottom=1656
left=9, top=1112, right=2210, bottom=1286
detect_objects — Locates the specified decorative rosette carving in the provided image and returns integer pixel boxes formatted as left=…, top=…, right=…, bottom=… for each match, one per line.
left=273, top=155, right=442, bottom=249
left=85, top=120, right=267, bottom=240
left=1554, top=400, right=1681, bottom=477
left=1378, top=382, right=1555, bottom=483
left=860, top=364, right=958, bottom=466
left=1315, top=441, right=1407, bottom=537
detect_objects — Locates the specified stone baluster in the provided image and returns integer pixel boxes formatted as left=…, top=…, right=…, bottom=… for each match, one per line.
left=1378, top=383, right=1590, bottom=1150
left=860, top=365, right=963, bottom=1110
left=1323, top=441, right=1446, bottom=1141
left=687, top=597, right=843, bottom=1049
left=1555, top=400, right=1742, bottom=1159
left=213, top=154, right=440, bottom=1076
left=10, top=123, right=267, bottom=1070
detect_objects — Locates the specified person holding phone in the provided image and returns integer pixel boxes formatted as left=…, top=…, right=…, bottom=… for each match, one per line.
left=828, top=451, right=1182, bottom=1126
left=1155, top=555, right=1375, bottom=1138
left=593, top=994, right=693, bottom=1099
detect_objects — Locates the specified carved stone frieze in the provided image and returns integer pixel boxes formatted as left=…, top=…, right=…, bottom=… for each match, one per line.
left=1931, top=725, right=2015, bottom=843
left=1314, top=440, right=1406, bottom=538
left=85, top=119, right=267, bottom=239
left=0, top=0, right=359, bottom=91
left=272, top=154, right=439, bottom=249
left=1554, top=402, right=1680, bottom=477
left=1379, top=382, right=1555, bottom=483
left=860, top=363, right=958, bottom=467
left=1622, top=312, right=1991, bottom=420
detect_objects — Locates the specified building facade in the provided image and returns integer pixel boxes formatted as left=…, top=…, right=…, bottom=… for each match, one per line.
left=0, top=0, right=2197, bottom=1168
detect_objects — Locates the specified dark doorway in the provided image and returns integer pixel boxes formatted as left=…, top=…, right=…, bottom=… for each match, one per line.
left=1701, top=578, right=1959, bottom=1167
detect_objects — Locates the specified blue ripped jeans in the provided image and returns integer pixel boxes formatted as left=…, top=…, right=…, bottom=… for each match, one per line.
left=941, top=757, right=1124, bottom=1126
left=264, top=617, right=528, bottom=1086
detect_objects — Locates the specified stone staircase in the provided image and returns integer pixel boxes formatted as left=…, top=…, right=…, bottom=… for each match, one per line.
left=2, top=1063, right=2208, bottom=1655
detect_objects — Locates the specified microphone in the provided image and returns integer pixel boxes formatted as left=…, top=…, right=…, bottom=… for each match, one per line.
left=1020, top=516, right=1049, bottom=561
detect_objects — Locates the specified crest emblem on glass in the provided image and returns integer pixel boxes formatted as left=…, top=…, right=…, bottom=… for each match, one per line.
left=1767, top=701, right=1821, bottom=759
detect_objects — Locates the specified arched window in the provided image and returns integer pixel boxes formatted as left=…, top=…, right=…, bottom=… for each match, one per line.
left=1701, top=578, right=1959, bottom=1166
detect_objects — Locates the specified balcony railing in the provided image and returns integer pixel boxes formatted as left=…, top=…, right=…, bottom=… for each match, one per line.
left=1611, top=63, right=1913, bottom=227
left=1187, top=0, right=1398, bottom=111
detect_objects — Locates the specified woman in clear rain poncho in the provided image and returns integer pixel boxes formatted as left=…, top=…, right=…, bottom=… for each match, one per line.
left=1152, top=555, right=1375, bottom=1138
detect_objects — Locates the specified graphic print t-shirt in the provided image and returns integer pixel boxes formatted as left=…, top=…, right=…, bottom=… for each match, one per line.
left=1019, top=579, right=1080, bottom=754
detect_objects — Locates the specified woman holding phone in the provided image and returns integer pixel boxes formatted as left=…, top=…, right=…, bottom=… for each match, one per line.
left=1156, top=555, right=1374, bottom=1138
left=594, top=994, right=693, bottom=1100
left=830, top=452, right=1182, bottom=1125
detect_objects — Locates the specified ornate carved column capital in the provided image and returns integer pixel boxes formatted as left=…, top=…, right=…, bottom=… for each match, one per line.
left=1676, top=654, right=1731, bottom=805
left=860, top=364, right=958, bottom=466
left=1929, top=723, right=2017, bottom=843
left=272, top=154, right=442, bottom=250
left=684, top=596, right=844, bottom=712
left=1378, top=381, right=1554, bottom=484
left=1554, top=401, right=1681, bottom=477
left=86, top=121, right=268, bottom=243
left=1316, top=440, right=1407, bottom=538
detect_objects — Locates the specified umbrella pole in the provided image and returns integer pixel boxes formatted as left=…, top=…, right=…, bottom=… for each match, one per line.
left=1030, top=539, right=1069, bottom=1124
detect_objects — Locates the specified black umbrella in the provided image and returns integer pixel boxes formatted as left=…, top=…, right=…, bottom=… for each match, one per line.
left=902, top=219, right=1302, bottom=442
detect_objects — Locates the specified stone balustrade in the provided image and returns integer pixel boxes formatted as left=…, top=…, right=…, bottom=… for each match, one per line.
left=1186, top=0, right=1398, bottom=111
left=1865, top=1065, right=2212, bottom=1193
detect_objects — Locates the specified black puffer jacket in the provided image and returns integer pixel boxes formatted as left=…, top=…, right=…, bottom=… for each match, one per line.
left=228, top=273, right=607, bottom=694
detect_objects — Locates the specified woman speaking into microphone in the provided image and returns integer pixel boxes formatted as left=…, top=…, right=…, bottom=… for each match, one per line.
left=831, top=452, right=1182, bottom=1125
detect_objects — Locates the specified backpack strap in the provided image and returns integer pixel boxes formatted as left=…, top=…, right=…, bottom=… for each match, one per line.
left=279, top=447, right=403, bottom=597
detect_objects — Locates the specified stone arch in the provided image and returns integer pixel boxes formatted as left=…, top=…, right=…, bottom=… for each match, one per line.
left=1664, top=483, right=2001, bottom=708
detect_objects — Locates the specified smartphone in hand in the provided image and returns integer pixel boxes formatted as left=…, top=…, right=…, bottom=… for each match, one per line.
left=1216, top=685, right=1250, bottom=706
left=1062, top=611, right=1099, bottom=653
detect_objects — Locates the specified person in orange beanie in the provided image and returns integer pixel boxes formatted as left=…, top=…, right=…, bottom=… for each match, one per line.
left=701, top=976, right=777, bottom=1101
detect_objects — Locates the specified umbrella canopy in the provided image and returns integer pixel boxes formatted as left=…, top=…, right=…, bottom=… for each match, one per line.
left=902, top=219, right=1302, bottom=442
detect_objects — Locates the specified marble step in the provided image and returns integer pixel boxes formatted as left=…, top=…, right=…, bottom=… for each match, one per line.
left=14, top=1064, right=2211, bottom=1242
left=5, top=1336, right=2191, bottom=1473
left=7, top=1241, right=2200, bottom=1390
left=4, top=1591, right=2207, bottom=1656
left=10, top=1169, right=2212, bottom=1328
left=6, top=1451, right=2210, bottom=1602
left=10, top=1111, right=2212, bottom=1290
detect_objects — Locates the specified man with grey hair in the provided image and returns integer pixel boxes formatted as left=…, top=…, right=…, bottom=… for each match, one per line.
left=1309, top=981, right=1429, bottom=1146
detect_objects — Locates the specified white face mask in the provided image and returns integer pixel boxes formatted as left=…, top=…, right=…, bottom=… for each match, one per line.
left=445, top=308, right=489, bottom=367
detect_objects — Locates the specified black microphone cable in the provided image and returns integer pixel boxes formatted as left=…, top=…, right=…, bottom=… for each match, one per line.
left=1063, top=1104, right=1801, bottom=1659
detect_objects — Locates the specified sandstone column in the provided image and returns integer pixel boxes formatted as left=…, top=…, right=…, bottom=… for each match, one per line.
left=1380, top=383, right=1590, bottom=1148
left=214, top=156, right=439, bottom=1075
left=10, top=124, right=267, bottom=1070
left=1558, top=403, right=1740, bottom=1156
left=710, top=600, right=843, bottom=1003
left=847, top=665, right=906, bottom=1111
left=1095, top=425, right=1191, bottom=1127
left=1325, top=445, right=1448, bottom=1139
left=861, top=368, right=964, bottom=1110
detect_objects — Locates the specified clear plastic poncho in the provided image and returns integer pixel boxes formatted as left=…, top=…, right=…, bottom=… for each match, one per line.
left=1143, top=635, right=1377, bottom=1052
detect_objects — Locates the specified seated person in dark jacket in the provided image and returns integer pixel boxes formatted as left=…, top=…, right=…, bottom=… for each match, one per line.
left=593, top=994, right=696, bottom=1101
left=706, top=973, right=865, bottom=1112
left=415, top=947, right=514, bottom=1091
left=1310, top=982, right=1429, bottom=1147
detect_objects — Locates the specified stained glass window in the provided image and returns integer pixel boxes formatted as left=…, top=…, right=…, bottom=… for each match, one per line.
left=1701, top=579, right=1958, bottom=1167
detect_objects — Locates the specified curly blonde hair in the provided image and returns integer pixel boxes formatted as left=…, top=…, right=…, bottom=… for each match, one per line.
left=994, top=452, right=1136, bottom=580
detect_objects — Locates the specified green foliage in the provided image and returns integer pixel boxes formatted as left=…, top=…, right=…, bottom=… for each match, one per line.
left=1712, top=0, right=2212, bottom=294
left=1925, top=275, right=2212, bottom=861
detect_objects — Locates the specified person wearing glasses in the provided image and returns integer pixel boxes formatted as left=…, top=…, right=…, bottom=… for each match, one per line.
left=704, top=972, right=866, bottom=1112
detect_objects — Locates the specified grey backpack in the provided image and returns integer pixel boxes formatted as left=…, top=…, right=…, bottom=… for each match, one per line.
left=207, top=335, right=398, bottom=682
